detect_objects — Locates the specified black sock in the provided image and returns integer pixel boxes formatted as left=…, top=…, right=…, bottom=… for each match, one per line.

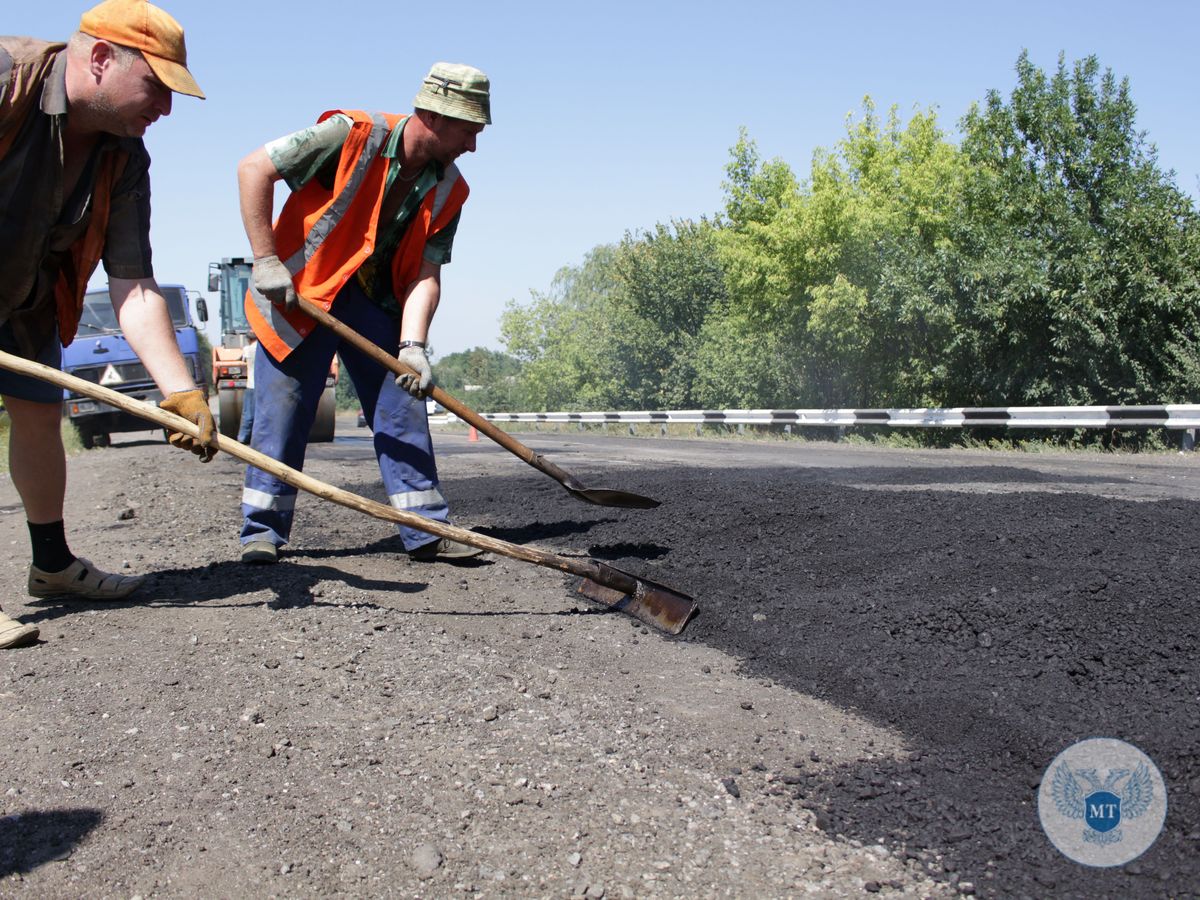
left=28, top=520, right=75, bottom=573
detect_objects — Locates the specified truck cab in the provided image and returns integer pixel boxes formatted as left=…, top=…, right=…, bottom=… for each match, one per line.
left=61, top=284, right=206, bottom=449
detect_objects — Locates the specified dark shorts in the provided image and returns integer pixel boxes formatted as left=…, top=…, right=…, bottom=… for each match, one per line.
left=0, top=320, right=63, bottom=404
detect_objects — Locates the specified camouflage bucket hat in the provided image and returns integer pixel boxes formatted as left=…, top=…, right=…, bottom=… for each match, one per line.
left=413, top=62, right=491, bottom=125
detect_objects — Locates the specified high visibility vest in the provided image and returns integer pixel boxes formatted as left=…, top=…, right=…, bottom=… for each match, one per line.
left=56, top=152, right=127, bottom=347
left=245, top=109, right=469, bottom=361
left=0, top=38, right=129, bottom=347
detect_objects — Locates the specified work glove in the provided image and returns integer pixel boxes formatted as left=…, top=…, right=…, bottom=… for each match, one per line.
left=253, top=254, right=297, bottom=311
left=395, top=345, right=432, bottom=399
left=161, top=389, right=217, bottom=463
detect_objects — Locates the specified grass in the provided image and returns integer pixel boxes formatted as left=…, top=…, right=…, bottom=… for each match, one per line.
left=438, top=418, right=1190, bottom=455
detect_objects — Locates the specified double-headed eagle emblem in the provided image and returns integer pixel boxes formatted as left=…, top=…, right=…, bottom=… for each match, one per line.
left=1051, top=761, right=1155, bottom=845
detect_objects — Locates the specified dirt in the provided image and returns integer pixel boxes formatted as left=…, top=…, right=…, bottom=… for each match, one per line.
left=0, top=422, right=1197, bottom=898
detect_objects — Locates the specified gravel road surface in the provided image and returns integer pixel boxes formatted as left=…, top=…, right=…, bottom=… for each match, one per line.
left=1, top=419, right=1196, bottom=898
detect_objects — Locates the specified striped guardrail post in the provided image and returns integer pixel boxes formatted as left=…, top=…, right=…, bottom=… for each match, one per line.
left=468, top=405, right=1200, bottom=449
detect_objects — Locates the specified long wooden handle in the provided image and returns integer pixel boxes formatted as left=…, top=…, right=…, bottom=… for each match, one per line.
left=0, top=350, right=607, bottom=582
left=296, top=298, right=545, bottom=467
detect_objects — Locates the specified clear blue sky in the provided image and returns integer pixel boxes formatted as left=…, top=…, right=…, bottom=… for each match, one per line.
left=12, top=1, right=1199, bottom=359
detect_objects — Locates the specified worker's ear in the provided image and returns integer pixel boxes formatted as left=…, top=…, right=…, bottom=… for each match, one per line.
left=89, top=40, right=117, bottom=80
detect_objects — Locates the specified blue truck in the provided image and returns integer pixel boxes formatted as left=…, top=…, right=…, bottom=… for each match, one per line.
left=61, top=284, right=208, bottom=448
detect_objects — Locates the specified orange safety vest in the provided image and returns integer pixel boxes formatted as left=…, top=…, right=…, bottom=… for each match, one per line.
left=55, top=153, right=127, bottom=346
left=245, top=109, right=470, bottom=362
left=0, top=39, right=129, bottom=348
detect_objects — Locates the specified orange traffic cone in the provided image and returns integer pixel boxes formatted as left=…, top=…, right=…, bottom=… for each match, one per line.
left=468, top=425, right=479, bottom=442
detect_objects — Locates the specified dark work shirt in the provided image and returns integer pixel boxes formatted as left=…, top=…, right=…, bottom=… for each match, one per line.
left=0, top=37, right=154, bottom=346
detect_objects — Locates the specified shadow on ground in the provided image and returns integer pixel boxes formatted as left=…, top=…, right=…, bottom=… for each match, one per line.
left=0, top=808, right=104, bottom=876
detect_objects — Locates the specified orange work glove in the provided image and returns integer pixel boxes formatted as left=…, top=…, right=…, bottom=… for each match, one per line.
left=160, top=389, right=217, bottom=463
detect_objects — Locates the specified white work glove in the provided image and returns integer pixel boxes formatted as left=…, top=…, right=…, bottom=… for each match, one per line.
left=395, top=344, right=432, bottom=398
left=253, top=254, right=297, bottom=311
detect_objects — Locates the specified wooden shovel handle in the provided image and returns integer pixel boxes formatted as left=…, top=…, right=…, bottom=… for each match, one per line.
left=296, top=298, right=541, bottom=466
left=0, top=349, right=597, bottom=578
left=0, top=350, right=695, bottom=633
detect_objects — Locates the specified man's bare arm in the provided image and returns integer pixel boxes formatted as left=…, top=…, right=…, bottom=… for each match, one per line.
left=238, top=147, right=297, bottom=309
left=238, top=147, right=284, bottom=259
left=392, top=260, right=443, bottom=398
left=110, top=276, right=215, bottom=457
left=109, top=276, right=198, bottom=393
left=400, top=259, right=443, bottom=343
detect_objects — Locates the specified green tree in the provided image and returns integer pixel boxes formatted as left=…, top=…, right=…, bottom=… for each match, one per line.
left=611, top=219, right=728, bottom=408
left=501, top=224, right=728, bottom=411
left=432, top=347, right=524, bottom=412
left=500, top=245, right=627, bottom=410
left=711, top=104, right=967, bottom=407
left=695, top=131, right=807, bottom=408
left=947, top=52, right=1200, bottom=405
left=502, top=52, right=1200, bottom=418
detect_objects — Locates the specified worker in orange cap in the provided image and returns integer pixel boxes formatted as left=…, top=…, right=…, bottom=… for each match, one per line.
left=0, top=0, right=214, bottom=649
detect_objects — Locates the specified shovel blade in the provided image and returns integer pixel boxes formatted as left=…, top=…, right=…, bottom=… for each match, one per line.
left=577, top=572, right=697, bottom=635
left=568, top=486, right=661, bottom=510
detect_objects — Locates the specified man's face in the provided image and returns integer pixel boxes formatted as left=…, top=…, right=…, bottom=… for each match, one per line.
left=428, top=114, right=485, bottom=165
left=93, top=46, right=173, bottom=138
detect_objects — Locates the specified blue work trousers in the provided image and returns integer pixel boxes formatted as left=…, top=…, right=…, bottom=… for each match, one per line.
left=240, top=280, right=447, bottom=551
left=236, top=388, right=255, bottom=444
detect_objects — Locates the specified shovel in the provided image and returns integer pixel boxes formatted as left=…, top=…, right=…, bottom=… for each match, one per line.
left=0, top=351, right=695, bottom=634
left=297, top=297, right=660, bottom=510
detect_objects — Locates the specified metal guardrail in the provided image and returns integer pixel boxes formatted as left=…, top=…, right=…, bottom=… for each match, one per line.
left=472, top=405, right=1200, bottom=430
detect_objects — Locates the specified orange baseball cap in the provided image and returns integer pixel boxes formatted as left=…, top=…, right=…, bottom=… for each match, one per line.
left=79, top=0, right=204, bottom=99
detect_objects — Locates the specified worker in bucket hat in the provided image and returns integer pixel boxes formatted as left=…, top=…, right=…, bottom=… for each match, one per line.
left=236, top=63, right=490, bottom=567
